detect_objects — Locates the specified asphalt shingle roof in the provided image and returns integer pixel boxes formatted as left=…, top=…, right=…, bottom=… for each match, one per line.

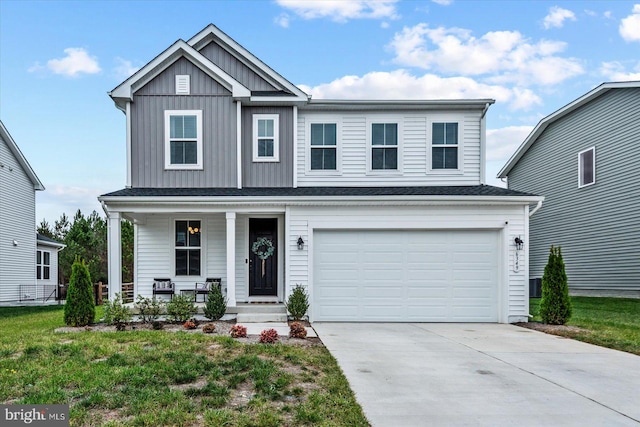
left=102, top=185, right=537, bottom=198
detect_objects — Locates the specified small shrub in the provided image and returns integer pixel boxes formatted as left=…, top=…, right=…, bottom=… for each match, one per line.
left=152, top=321, right=163, bottom=330
left=540, top=245, right=572, bottom=325
left=230, top=324, right=247, bottom=338
left=63, top=257, right=96, bottom=326
left=202, top=323, right=217, bottom=334
left=135, top=295, right=163, bottom=323
left=204, top=286, right=227, bottom=321
left=166, top=294, right=198, bottom=323
left=103, top=293, right=132, bottom=331
left=259, top=328, right=279, bottom=344
left=183, top=320, right=197, bottom=330
left=286, top=285, right=309, bottom=321
left=289, top=322, right=307, bottom=339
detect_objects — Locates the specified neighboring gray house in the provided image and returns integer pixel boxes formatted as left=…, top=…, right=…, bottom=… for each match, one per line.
left=0, top=120, right=45, bottom=302
left=498, top=81, right=640, bottom=297
left=99, top=24, right=542, bottom=323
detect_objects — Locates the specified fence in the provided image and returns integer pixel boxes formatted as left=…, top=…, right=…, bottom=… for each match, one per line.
left=19, top=284, right=58, bottom=302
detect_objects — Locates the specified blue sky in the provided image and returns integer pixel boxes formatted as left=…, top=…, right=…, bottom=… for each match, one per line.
left=1, top=0, right=640, bottom=224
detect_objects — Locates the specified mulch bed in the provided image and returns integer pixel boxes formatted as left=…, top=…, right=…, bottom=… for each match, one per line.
left=515, top=321, right=587, bottom=336
left=55, top=320, right=322, bottom=347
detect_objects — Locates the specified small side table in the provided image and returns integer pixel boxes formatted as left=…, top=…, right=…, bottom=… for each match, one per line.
left=180, top=289, right=196, bottom=301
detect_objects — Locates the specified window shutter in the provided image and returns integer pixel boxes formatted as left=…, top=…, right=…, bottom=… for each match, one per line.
left=175, top=75, right=190, bottom=95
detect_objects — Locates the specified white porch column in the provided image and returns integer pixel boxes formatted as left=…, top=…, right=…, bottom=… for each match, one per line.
left=226, top=212, right=237, bottom=306
left=107, top=211, right=122, bottom=301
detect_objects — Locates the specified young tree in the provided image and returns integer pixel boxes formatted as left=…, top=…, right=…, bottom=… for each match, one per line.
left=64, top=257, right=95, bottom=326
left=539, top=246, right=572, bottom=325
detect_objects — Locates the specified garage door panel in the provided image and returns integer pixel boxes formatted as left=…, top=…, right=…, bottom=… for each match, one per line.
left=314, top=230, right=499, bottom=322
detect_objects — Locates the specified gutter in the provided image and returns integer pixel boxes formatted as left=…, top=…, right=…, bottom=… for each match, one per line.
left=100, top=200, right=110, bottom=219
left=529, top=200, right=543, bottom=217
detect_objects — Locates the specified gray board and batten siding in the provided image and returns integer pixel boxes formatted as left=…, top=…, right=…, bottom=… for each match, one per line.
left=508, top=87, right=640, bottom=292
left=241, top=106, right=294, bottom=187
left=0, top=135, right=37, bottom=302
left=131, top=57, right=237, bottom=188
left=198, top=42, right=278, bottom=92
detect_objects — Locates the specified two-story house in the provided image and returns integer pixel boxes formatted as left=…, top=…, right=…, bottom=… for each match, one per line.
left=499, top=81, right=640, bottom=298
left=0, top=120, right=45, bottom=302
left=99, top=24, right=542, bottom=323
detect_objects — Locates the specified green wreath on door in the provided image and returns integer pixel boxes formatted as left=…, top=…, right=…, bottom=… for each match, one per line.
left=252, top=237, right=275, bottom=277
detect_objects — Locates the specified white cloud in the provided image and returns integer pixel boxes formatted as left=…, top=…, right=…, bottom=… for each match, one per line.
left=604, top=10, right=613, bottom=19
left=432, top=0, right=452, bottom=5
left=542, top=6, right=576, bottom=29
left=486, top=126, right=534, bottom=161
left=36, top=48, right=101, bottom=77
left=380, top=21, right=390, bottom=29
left=388, top=24, right=583, bottom=86
left=275, top=0, right=399, bottom=23
left=274, top=13, right=291, bottom=28
left=620, top=4, right=640, bottom=42
left=37, top=185, right=107, bottom=223
left=599, top=61, right=640, bottom=81
left=298, top=69, right=542, bottom=110
left=113, top=57, right=139, bottom=79
left=584, top=9, right=597, bottom=17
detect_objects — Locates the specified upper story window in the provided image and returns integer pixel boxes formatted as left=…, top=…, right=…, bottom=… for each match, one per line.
left=164, top=110, right=203, bottom=170
left=175, top=220, right=201, bottom=276
left=253, top=114, right=279, bottom=162
left=432, top=122, right=459, bottom=169
left=37, top=250, right=50, bottom=280
left=310, top=123, right=337, bottom=170
left=371, top=123, right=398, bottom=170
left=578, top=147, right=595, bottom=188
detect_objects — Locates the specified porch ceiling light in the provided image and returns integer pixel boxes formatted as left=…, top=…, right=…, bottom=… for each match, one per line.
left=297, top=236, right=304, bottom=250
left=514, top=237, right=524, bottom=251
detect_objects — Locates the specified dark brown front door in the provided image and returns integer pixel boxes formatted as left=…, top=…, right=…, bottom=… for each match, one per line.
left=249, top=218, right=278, bottom=296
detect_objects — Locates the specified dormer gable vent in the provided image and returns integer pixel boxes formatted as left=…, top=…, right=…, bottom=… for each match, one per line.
left=176, top=75, right=190, bottom=95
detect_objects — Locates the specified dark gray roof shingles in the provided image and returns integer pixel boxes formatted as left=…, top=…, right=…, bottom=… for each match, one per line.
left=102, top=185, right=537, bottom=198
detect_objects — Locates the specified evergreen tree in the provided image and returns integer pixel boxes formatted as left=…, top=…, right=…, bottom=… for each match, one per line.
left=204, top=286, right=227, bottom=320
left=539, top=246, right=572, bottom=325
left=64, top=257, right=95, bottom=326
left=37, top=219, right=54, bottom=238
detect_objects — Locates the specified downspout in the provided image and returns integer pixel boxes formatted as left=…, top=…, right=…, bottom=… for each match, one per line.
left=480, top=102, right=490, bottom=185
left=529, top=200, right=543, bottom=217
left=100, top=200, right=110, bottom=219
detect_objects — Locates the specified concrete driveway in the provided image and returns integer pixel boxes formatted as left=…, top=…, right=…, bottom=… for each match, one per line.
left=313, top=323, right=640, bottom=427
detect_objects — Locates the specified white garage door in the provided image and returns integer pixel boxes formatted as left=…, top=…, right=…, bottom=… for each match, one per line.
left=313, top=230, right=500, bottom=322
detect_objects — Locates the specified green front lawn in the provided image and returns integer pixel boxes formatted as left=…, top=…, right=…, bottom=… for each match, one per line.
left=530, top=296, right=640, bottom=355
left=0, top=306, right=368, bottom=427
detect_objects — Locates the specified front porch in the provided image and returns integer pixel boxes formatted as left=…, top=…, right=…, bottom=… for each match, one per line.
left=105, top=208, right=295, bottom=309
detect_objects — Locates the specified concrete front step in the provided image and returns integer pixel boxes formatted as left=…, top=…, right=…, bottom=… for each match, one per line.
left=236, top=313, right=288, bottom=323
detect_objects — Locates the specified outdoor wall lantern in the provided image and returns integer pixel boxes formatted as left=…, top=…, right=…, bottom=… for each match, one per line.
left=514, top=237, right=524, bottom=251
left=297, top=236, right=305, bottom=250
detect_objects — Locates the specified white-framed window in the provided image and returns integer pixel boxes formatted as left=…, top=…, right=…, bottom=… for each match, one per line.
left=37, top=250, right=50, bottom=280
left=578, top=147, right=596, bottom=188
left=175, top=220, right=201, bottom=276
left=371, top=123, right=398, bottom=170
left=164, top=110, right=203, bottom=170
left=431, top=122, right=459, bottom=169
left=253, top=114, right=279, bottom=162
left=310, top=123, right=337, bottom=170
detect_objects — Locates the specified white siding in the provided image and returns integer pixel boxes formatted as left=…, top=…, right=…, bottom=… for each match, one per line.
left=296, top=111, right=482, bottom=186
left=287, top=205, right=527, bottom=323
left=135, top=214, right=246, bottom=302
left=0, top=137, right=37, bottom=302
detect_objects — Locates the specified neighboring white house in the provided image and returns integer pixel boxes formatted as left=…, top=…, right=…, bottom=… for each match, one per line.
left=0, top=120, right=45, bottom=303
left=99, top=24, right=543, bottom=323
left=36, top=233, right=65, bottom=300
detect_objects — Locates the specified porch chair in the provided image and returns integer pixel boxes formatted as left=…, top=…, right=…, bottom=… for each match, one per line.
left=152, top=278, right=175, bottom=300
left=194, top=277, right=222, bottom=302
